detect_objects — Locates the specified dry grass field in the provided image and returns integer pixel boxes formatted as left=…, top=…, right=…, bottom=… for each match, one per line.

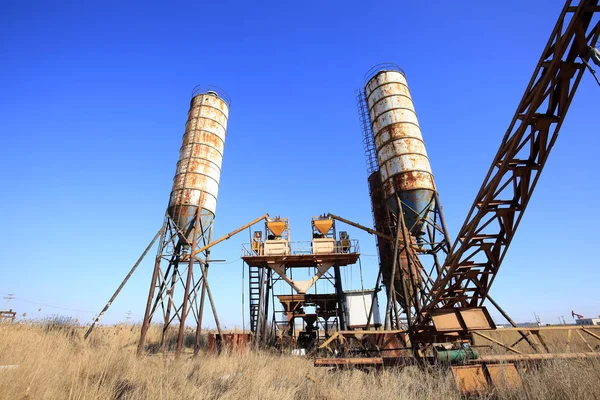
left=1, top=320, right=600, bottom=399
left=472, top=327, right=600, bottom=356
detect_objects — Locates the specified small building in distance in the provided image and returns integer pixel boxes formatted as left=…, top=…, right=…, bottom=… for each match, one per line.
left=575, top=316, right=600, bottom=326
left=0, top=309, right=16, bottom=323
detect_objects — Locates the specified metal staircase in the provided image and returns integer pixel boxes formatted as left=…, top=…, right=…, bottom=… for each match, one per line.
left=248, top=265, right=261, bottom=334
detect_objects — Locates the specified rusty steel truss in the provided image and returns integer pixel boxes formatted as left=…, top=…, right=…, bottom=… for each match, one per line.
left=410, top=0, right=600, bottom=340
left=137, top=209, right=222, bottom=355
left=329, top=1, right=600, bottom=367
left=315, top=326, right=600, bottom=369
left=135, top=213, right=270, bottom=354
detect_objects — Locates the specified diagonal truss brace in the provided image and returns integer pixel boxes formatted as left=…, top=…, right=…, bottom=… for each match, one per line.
left=419, top=1, right=600, bottom=325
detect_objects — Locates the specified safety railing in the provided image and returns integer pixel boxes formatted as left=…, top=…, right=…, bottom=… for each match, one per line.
left=241, top=239, right=359, bottom=257
left=191, top=84, right=232, bottom=106
left=363, top=63, right=405, bottom=85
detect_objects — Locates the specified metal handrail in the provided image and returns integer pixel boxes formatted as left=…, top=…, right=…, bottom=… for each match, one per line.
left=363, top=63, right=405, bottom=85
left=241, top=239, right=360, bottom=257
left=191, top=84, right=232, bottom=106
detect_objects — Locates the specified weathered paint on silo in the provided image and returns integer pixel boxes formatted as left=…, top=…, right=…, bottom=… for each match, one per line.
left=369, top=171, right=419, bottom=309
left=365, top=69, right=435, bottom=237
left=168, top=92, right=229, bottom=230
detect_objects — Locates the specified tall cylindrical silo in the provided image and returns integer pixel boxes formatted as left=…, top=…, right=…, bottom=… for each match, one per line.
left=368, top=172, right=398, bottom=298
left=369, top=171, right=420, bottom=308
left=168, top=88, right=229, bottom=236
left=364, top=66, right=435, bottom=238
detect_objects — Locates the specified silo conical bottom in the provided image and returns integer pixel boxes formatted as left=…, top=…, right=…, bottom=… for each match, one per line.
left=386, top=189, right=435, bottom=238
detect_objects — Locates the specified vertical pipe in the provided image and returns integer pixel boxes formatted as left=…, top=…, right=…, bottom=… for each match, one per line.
left=399, top=276, right=413, bottom=330
left=194, top=224, right=214, bottom=355
left=334, top=265, right=347, bottom=330
left=162, top=257, right=179, bottom=348
left=384, top=227, right=402, bottom=330
left=161, top=220, right=194, bottom=348
left=176, top=211, right=200, bottom=354
left=392, top=289, right=401, bottom=329
left=397, top=197, right=422, bottom=321
left=193, top=271, right=208, bottom=356
left=262, top=268, right=272, bottom=345
left=365, top=269, right=382, bottom=330
left=289, top=267, right=294, bottom=338
left=270, top=277, right=276, bottom=340
left=138, top=254, right=163, bottom=355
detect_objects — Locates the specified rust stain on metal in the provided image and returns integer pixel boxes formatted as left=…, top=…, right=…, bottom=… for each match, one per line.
left=168, top=92, right=229, bottom=229
left=207, top=333, right=251, bottom=354
left=364, top=69, right=435, bottom=221
left=368, top=172, right=421, bottom=308
left=451, top=365, right=488, bottom=395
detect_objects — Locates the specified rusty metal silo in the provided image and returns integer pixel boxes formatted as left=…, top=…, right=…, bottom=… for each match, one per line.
left=367, top=172, right=396, bottom=291
left=358, top=86, right=414, bottom=313
left=364, top=65, right=436, bottom=239
left=168, top=87, right=230, bottom=235
left=138, top=86, right=231, bottom=355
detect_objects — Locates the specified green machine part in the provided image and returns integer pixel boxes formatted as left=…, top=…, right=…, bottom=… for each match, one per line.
left=434, top=345, right=479, bottom=363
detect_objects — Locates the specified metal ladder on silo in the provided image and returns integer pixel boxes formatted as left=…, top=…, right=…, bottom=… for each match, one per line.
left=248, top=265, right=261, bottom=334
left=356, top=90, right=378, bottom=175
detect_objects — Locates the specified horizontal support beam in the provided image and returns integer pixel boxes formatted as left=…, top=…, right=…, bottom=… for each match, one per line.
left=472, top=331, right=523, bottom=354
left=314, top=357, right=383, bottom=367
left=335, top=330, right=408, bottom=335
left=481, top=326, right=600, bottom=332
left=568, top=5, right=600, bottom=12
left=474, top=352, right=600, bottom=363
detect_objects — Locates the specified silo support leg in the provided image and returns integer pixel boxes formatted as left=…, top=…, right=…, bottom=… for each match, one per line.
left=334, top=265, right=346, bottom=331
left=85, top=227, right=163, bottom=340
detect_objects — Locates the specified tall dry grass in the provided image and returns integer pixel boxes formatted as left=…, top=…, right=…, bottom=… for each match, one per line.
left=0, top=321, right=599, bottom=399
left=472, top=327, right=600, bottom=355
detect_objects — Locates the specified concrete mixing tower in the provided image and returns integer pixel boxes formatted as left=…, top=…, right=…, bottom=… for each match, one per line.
left=242, top=215, right=360, bottom=348
left=138, top=86, right=230, bottom=354
left=357, top=64, right=452, bottom=329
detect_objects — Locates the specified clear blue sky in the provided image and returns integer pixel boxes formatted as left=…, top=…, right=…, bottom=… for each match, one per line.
left=1, top=0, right=598, bottom=328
